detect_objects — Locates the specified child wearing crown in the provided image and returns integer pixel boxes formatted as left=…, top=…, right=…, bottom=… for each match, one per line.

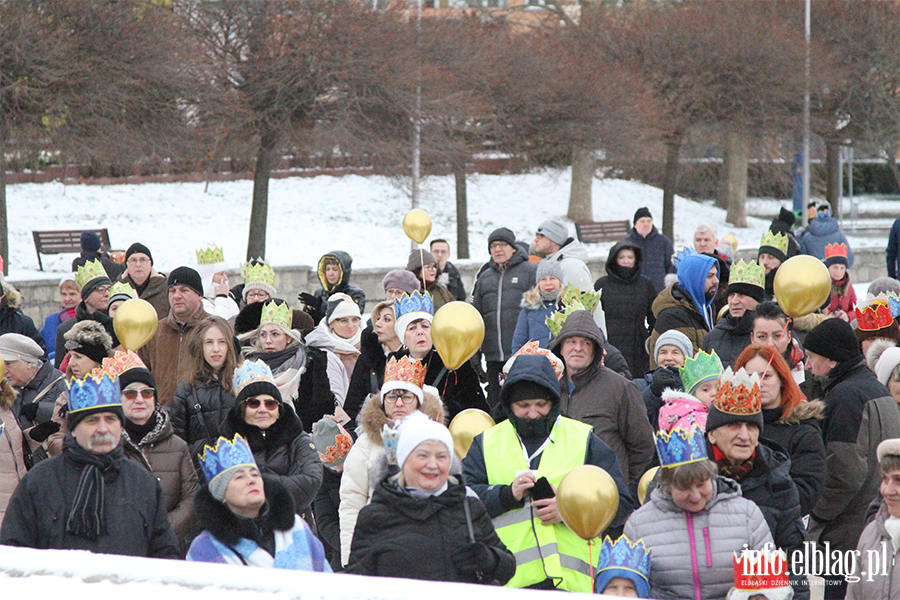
left=822, top=243, right=856, bottom=324
left=594, top=535, right=652, bottom=597
left=658, top=350, right=723, bottom=434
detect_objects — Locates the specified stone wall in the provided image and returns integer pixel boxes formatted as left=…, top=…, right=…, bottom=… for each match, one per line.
left=12, top=247, right=890, bottom=328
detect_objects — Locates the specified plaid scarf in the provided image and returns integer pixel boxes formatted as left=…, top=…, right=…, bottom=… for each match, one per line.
left=711, top=444, right=755, bottom=482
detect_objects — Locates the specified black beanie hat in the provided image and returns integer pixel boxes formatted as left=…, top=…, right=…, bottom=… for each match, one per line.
left=633, top=207, right=652, bottom=225
left=236, top=380, right=283, bottom=406
left=776, top=207, right=796, bottom=228
left=119, top=367, right=156, bottom=390
left=805, top=318, right=862, bottom=363
left=125, top=242, right=153, bottom=265
left=80, top=231, right=102, bottom=253
left=726, top=282, right=765, bottom=304
left=504, top=380, right=553, bottom=405
left=487, top=227, right=517, bottom=251
left=167, top=266, right=203, bottom=297
left=68, top=404, right=125, bottom=431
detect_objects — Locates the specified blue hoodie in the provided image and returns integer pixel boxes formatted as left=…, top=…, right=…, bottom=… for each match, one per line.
left=676, top=254, right=718, bottom=330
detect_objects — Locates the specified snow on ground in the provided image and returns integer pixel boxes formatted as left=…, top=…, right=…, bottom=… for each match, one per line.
left=8, top=170, right=785, bottom=280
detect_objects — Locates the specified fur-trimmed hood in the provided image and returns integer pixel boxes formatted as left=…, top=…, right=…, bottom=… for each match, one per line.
left=778, top=399, right=825, bottom=425
left=0, top=284, right=22, bottom=310
left=357, top=387, right=445, bottom=442
left=64, top=319, right=113, bottom=349
left=0, top=379, right=17, bottom=409
left=193, top=475, right=296, bottom=547
left=520, top=285, right=561, bottom=311
left=866, top=338, right=898, bottom=372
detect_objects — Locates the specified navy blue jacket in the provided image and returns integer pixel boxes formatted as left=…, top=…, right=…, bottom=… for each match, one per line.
left=624, top=226, right=674, bottom=293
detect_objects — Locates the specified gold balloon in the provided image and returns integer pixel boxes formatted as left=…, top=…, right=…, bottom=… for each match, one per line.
left=402, top=209, right=432, bottom=245
left=557, top=465, right=619, bottom=541
left=773, top=255, right=831, bottom=318
left=449, top=409, right=495, bottom=459
left=0, top=354, right=5, bottom=383
left=113, top=298, right=159, bottom=351
left=637, top=466, right=659, bottom=505
left=432, top=301, right=485, bottom=371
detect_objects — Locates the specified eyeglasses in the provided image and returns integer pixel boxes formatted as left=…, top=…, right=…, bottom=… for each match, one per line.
left=245, top=398, right=279, bottom=410
left=385, top=391, right=418, bottom=405
left=490, top=242, right=510, bottom=250
left=123, top=388, right=155, bottom=400
left=423, top=264, right=438, bottom=270
left=127, top=257, right=150, bottom=265
left=247, top=291, right=270, bottom=300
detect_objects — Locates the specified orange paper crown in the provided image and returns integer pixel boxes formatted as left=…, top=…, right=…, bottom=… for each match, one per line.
left=714, top=367, right=761, bottom=416
left=824, top=242, right=848, bottom=260
left=383, top=356, right=426, bottom=390
left=733, top=548, right=791, bottom=591
left=855, top=302, right=894, bottom=332
left=100, top=350, right=147, bottom=378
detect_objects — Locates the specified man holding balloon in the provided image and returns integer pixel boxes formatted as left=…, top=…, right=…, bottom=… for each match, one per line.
left=462, top=354, right=633, bottom=593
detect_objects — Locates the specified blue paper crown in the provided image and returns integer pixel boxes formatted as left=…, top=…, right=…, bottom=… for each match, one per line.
left=888, top=291, right=900, bottom=319
left=232, top=360, right=277, bottom=397
left=656, top=424, right=708, bottom=468
left=395, top=290, right=434, bottom=321
left=66, top=372, right=121, bottom=414
left=672, top=246, right=697, bottom=270
left=596, top=535, right=652, bottom=597
left=198, top=434, right=257, bottom=485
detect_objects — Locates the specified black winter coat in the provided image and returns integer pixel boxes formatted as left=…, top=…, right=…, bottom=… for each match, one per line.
left=390, top=346, right=489, bottom=420
left=0, top=291, right=46, bottom=354
left=221, top=403, right=323, bottom=516
left=12, top=360, right=66, bottom=428
left=346, top=475, right=516, bottom=585
left=345, top=324, right=387, bottom=423
left=700, top=310, right=755, bottom=368
left=595, top=241, right=656, bottom=377
left=471, top=247, right=537, bottom=362
left=313, top=466, right=343, bottom=571
left=443, top=261, right=467, bottom=301
left=762, top=402, right=827, bottom=517
left=309, top=251, right=366, bottom=322
left=0, top=441, right=180, bottom=558
left=171, top=375, right=236, bottom=469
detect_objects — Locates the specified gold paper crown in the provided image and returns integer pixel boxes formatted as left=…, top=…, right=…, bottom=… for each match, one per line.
left=759, top=230, right=788, bottom=254
left=260, top=300, right=292, bottom=330
left=560, top=284, right=601, bottom=314
left=100, top=350, right=147, bottom=377
left=75, top=259, right=107, bottom=290
left=196, top=243, right=225, bottom=266
left=383, top=356, right=426, bottom=390
left=728, top=259, right=765, bottom=289
left=108, top=281, right=137, bottom=300
left=714, top=367, right=761, bottom=417
left=824, top=242, right=848, bottom=261
left=241, top=258, right=275, bottom=286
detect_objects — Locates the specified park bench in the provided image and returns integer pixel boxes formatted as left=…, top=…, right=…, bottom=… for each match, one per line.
left=32, top=229, right=112, bottom=271
left=574, top=220, right=631, bottom=243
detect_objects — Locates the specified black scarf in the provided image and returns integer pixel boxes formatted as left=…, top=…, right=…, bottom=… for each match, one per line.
left=506, top=403, right=562, bottom=442
left=63, top=436, right=124, bottom=540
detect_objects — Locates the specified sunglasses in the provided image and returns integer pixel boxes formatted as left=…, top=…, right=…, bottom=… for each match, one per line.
left=245, top=398, right=279, bottom=410
left=123, top=388, right=155, bottom=400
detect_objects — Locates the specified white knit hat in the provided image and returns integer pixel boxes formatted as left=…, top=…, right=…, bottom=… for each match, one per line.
left=326, top=292, right=361, bottom=324
left=395, top=411, right=453, bottom=469
left=875, top=347, right=900, bottom=388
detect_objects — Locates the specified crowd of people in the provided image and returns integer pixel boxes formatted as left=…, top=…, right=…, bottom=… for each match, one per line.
left=0, top=207, right=898, bottom=600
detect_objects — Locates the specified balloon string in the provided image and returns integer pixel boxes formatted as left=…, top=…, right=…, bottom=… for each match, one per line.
left=762, top=318, right=791, bottom=380
left=588, top=539, right=594, bottom=587
left=419, top=247, right=425, bottom=292
left=441, top=371, right=455, bottom=397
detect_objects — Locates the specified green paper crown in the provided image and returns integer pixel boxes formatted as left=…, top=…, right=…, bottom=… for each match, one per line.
left=108, top=281, right=137, bottom=301
left=75, top=259, right=107, bottom=290
left=259, top=300, right=292, bottom=330
left=560, top=284, right=602, bottom=314
left=241, top=258, right=275, bottom=286
left=546, top=304, right=581, bottom=338
left=196, top=244, right=225, bottom=266
left=729, top=259, right=765, bottom=289
left=759, top=230, right=788, bottom=254
left=679, top=349, right=723, bottom=394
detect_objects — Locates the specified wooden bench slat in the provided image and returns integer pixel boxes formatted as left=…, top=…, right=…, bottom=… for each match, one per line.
left=575, top=220, right=631, bottom=243
left=32, top=229, right=111, bottom=271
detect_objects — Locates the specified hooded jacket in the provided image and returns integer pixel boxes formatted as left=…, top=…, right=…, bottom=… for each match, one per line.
left=624, top=225, right=675, bottom=293
left=346, top=473, right=516, bottom=585
left=799, top=217, right=854, bottom=266
left=220, top=402, right=323, bottom=517
left=472, top=246, right=537, bottom=362
left=339, top=388, right=444, bottom=566
left=810, top=357, right=900, bottom=553
left=511, top=286, right=560, bottom=353
left=762, top=401, right=826, bottom=517
left=0, top=287, right=46, bottom=354
left=0, top=382, right=27, bottom=527
left=649, top=253, right=719, bottom=368
left=311, top=251, right=366, bottom=321
left=700, top=310, right=755, bottom=368
left=623, top=477, right=773, bottom=600
left=543, top=237, right=593, bottom=291
left=595, top=240, right=657, bottom=376
left=550, top=310, right=655, bottom=484
left=846, top=502, right=900, bottom=600
left=118, top=269, right=170, bottom=320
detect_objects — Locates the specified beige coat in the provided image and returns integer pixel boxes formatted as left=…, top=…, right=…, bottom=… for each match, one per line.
left=140, top=306, right=211, bottom=407
left=0, top=382, right=28, bottom=527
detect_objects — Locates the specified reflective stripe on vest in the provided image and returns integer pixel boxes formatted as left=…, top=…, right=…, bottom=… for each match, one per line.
left=483, top=417, right=598, bottom=592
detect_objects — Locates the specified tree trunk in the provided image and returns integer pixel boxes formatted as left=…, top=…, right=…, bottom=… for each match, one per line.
left=662, top=137, right=681, bottom=241
left=825, top=139, right=841, bottom=217
left=715, top=136, right=729, bottom=210
left=247, top=129, right=276, bottom=261
left=454, top=163, right=470, bottom=259
left=724, top=129, right=749, bottom=227
left=0, top=123, right=8, bottom=275
left=567, top=145, right=595, bottom=222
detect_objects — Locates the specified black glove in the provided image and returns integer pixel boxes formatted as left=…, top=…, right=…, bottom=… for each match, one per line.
left=650, top=366, right=682, bottom=398
left=298, top=292, right=322, bottom=313
left=455, top=542, right=498, bottom=575
left=19, top=402, right=40, bottom=422
left=28, top=421, right=61, bottom=443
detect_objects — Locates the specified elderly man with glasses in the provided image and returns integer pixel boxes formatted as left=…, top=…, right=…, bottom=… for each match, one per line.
left=117, top=243, right=170, bottom=319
